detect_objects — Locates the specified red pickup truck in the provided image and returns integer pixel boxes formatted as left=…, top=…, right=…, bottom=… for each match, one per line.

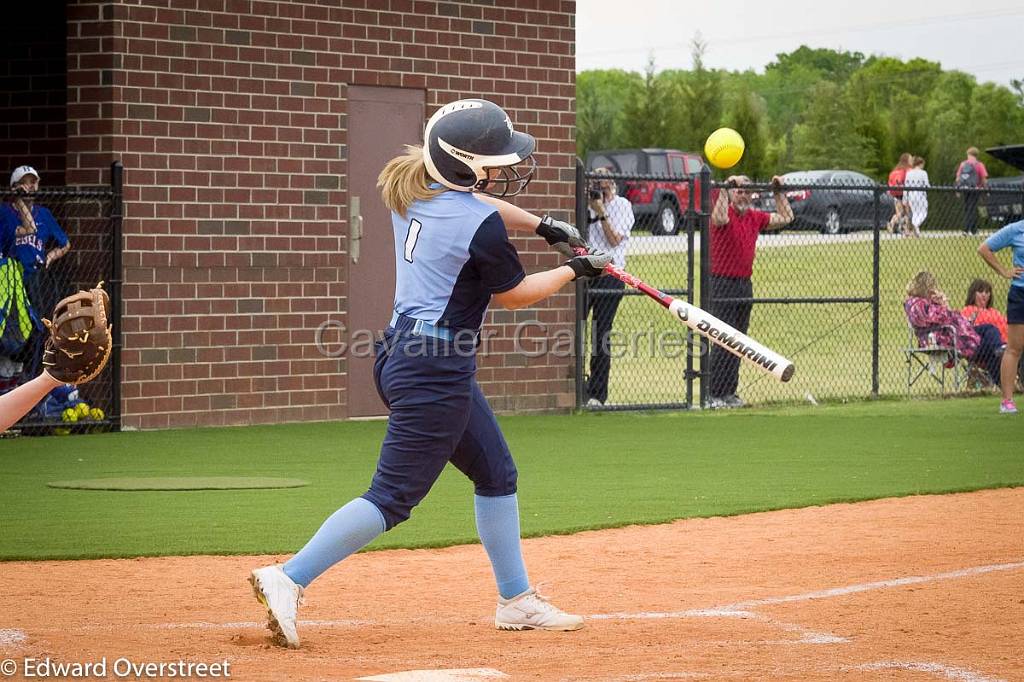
left=584, top=148, right=706, bottom=235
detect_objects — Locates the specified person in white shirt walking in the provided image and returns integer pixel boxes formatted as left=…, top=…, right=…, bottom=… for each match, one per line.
left=585, top=167, right=635, bottom=406
left=904, top=156, right=930, bottom=238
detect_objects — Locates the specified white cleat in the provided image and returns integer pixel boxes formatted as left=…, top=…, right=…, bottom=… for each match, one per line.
left=249, top=564, right=303, bottom=648
left=495, top=586, right=584, bottom=632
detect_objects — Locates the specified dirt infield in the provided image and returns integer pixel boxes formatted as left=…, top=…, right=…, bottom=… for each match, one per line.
left=3, top=488, right=1022, bottom=681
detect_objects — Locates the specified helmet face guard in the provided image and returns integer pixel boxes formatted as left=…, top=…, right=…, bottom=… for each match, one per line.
left=474, top=156, right=536, bottom=198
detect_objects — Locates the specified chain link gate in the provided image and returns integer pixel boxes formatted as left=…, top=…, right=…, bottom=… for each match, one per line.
left=1, top=162, right=122, bottom=434
left=576, top=160, right=1024, bottom=410
left=575, top=160, right=701, bottom=410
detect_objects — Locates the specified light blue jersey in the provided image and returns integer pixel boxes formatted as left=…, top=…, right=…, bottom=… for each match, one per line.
left=391, top=191, right=524, bottom=331
left=985, top=219, right=1024, bottom=288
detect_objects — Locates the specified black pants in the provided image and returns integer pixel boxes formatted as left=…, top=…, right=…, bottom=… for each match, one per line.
left=708, top=275, right=753, bottom=399
left=963, top=192, right=979, bottom=234
left=586, top=275, right=625, bottom=403
left=22, top=268, right=64, bottom=376
left=972, top=323, right=1004, bottom=383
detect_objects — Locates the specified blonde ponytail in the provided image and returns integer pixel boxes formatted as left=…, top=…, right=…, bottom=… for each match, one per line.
left=377, top=145, right=444, bottom=216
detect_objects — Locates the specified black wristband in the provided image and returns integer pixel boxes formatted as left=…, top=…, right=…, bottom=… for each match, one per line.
left=566, top=258, right=587, bottom=280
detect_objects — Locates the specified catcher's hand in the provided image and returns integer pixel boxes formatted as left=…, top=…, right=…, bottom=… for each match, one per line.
left=42, top=284, right=113, bottom=385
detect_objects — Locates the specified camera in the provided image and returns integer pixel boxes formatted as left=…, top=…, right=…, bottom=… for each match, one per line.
left=589, top=188, right=601, bottom=200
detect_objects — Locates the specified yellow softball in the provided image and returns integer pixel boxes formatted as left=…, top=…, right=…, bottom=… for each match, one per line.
left=62, top=408, right=79, bottom=423
left=89, top=407, right=105, bottom=421
left=76, top=402, right=91, bottom=417
left=704, top=127, right=745, bottom=169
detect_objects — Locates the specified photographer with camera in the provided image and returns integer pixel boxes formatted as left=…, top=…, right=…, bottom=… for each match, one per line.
left=584, top=167, right=635, bottom=407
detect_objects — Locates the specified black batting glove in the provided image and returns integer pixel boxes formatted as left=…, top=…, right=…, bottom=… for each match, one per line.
left=566, top=251, right=612, bottom=280
left=536, top=214, right=586, bottom=250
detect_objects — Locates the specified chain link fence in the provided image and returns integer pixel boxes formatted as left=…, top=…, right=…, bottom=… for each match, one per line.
left=1, top=162, right=122, bottom=434
left=576, top=161, right=1024, bottom=410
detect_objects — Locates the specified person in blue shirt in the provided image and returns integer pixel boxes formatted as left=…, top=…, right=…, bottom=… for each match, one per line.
left=1, top=166, right=71, bottom=374
left=4, top=164, right=70, bottom=270
left=978, top=219, right=1024, bottom=413
left=4, top=166, right=71, bottom=279
left=249, top=99, right=610, bottom=648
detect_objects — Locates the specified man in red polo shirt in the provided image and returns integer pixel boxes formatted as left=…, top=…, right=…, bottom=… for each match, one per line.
left=707, top=175, right=793, bottom=408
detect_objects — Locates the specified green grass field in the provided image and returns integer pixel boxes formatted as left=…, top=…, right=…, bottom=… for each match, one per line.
left=2, top=399, right=1021, bottom=561
left=602, top=232, right=1010, bottom=405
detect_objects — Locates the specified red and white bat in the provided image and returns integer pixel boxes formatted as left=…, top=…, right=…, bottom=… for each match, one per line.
left=579, top=247, right=794, bottom=382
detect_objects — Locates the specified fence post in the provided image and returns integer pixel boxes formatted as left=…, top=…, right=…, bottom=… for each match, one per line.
left=574, top=158, right=586, bottom=409
left=685, top=173, right=696, bottom=408
left=110, top=161, right=123, bottom=430
left=871, top=186, right=881, bottom=398
left=698, top=165, right=712, bottom=408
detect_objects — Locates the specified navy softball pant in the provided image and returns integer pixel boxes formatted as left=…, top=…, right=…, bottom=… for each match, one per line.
left=362, top=327, right=518, bottom=530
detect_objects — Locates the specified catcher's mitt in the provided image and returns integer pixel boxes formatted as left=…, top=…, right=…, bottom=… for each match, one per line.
left=42, top=284, right=113, bottom=385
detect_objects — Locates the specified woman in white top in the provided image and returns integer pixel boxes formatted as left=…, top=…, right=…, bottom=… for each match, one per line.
left=904, top=156, right=930, bottom=238
left=585, top=167, right=635, bottom=406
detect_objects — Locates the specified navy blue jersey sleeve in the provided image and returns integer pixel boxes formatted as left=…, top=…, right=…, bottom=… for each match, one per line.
left=468, top=212, right=525, bottom=294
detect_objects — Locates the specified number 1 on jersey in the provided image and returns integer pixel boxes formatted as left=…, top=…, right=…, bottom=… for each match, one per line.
left=404, top=219, right=422, bottom=263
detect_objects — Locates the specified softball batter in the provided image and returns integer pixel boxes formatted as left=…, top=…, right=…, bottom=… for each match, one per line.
left=251, top=99, right=610, bottom=648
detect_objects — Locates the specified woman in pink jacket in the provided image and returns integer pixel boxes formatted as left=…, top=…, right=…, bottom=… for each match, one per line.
left=905, top=271, right=1003, bottom=383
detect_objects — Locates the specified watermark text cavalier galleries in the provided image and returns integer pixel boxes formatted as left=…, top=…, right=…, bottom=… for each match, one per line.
left=314, top=320, right=709, bottom=360
left=2, top=656, right=231, bottom=679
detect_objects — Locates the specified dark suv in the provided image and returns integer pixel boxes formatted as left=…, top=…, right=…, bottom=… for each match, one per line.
left=585, top=148, right=706, bottom=235
left=983, top=145, right=1024, bottom=224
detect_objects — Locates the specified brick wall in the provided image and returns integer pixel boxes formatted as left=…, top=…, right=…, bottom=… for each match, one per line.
left=0, top=4, right=68, bottom=187
left=65, top=0, right=577, bottom=429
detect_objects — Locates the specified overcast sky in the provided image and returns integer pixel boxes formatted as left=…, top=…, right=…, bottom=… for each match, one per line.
left=576, top=0, right=1024, bottom=87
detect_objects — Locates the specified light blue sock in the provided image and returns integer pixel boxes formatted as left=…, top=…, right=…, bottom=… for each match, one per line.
left=283, top=497, right=386, bottom=588
left=474, top=493, right=530, bottom=599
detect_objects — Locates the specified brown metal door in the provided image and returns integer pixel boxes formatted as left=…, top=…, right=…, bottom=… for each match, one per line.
left=346, top=86, right=425, bottom=417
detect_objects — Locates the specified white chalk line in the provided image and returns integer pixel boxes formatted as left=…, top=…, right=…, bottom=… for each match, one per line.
left=718, top=560, right=1024, bottom=611
left=0, top=628, right=27, bottom=646
left=23, top=559, right=1024, bottom=633
left=356, top=669, right=508, bottom=682
left=620, top=674, right=710, bottom=681
left=852, top=661, right=1006, bottom=682
left=592, top=560, right=1024, bottom=618
left=590, top=560, right=1024, bottom=647
left=613, top=661, right=1007, bottom=682
left=30, top=559, right=1022, bottom=638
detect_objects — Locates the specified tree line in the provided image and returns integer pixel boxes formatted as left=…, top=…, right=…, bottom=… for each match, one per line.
left=577, top=42, right=1024, bottom=184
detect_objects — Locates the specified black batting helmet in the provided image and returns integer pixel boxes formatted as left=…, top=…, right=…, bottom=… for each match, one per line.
left=422, top=99, right=536, bottom=197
